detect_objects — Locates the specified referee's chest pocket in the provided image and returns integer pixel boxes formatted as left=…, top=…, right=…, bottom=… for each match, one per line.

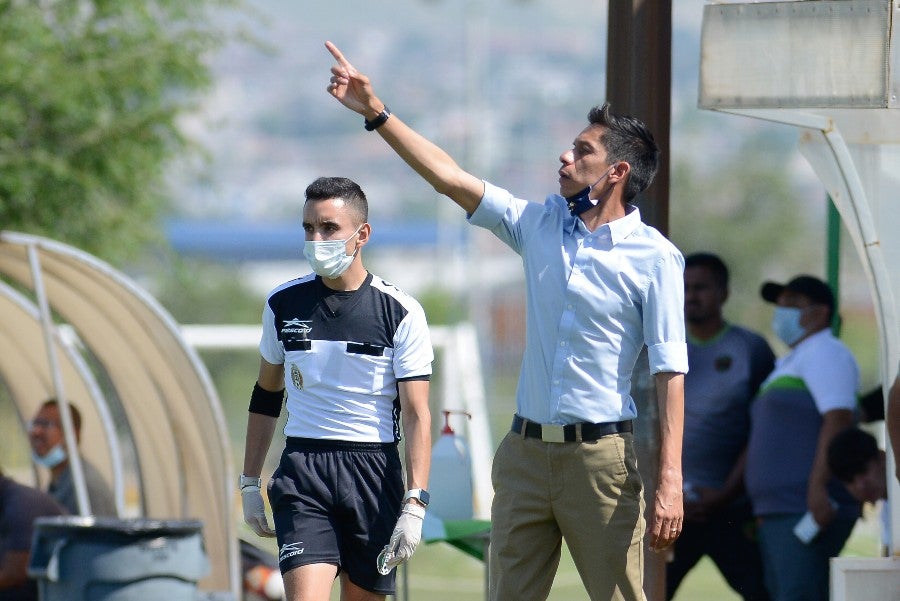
left=284, top=347, right=324, bottom=391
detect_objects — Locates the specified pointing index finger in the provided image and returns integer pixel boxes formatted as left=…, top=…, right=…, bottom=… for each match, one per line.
left=325, top=40, right=352, bottom=70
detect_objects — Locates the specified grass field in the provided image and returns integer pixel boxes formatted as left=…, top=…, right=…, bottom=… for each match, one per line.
left=312, top=506, right=885, bottom=601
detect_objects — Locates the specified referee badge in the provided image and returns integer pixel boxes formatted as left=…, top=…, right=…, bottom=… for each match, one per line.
left=291, top=363, right=304, bottom=389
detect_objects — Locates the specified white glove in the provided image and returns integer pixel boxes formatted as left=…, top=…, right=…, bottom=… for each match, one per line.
left=242, top=485, right=276, bottom=538
left=377, top=503, right=425, bottom=575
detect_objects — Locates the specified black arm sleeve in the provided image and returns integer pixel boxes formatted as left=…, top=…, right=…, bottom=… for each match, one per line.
left=248, top=382, right=284, bottom=417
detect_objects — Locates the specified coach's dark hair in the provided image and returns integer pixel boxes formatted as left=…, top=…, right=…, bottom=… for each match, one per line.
left=685, top=252, right=730, bottom=290
left=587, top=102, right=659, bottom=202
left=827, top=427, right=879, bottom=483
left=305, top=177, right=368, bottom=224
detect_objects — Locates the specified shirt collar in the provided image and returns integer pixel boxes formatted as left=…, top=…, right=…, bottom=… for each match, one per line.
left=793, top=326, right=833, bottom=350
left=567, top=202, right=642, bottom=245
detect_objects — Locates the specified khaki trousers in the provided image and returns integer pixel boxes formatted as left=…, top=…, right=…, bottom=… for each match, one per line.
left=489, top=430, right=646, bottom=601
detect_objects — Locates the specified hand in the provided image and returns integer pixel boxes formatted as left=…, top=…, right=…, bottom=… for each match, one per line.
left=649, top=476, right=684, bottom=552
left=808, top=485, right=837, bottom=528
left=242, top=485, right=276, bottom=538
left=325, top=41, right=381, bottom=117
left=376, top=503, right=425, bottom=575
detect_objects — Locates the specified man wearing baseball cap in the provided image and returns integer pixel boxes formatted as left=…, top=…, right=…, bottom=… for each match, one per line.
left=744, top=274, right=860, bottom=601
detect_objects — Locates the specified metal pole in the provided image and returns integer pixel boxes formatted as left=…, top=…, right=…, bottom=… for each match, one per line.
left=27, top=242, right=92, bottom=515
left=827, top=198, right=842, bottom=335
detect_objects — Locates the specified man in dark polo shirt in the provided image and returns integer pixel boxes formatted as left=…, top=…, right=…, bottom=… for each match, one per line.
left=668, top=252, right=773, bottom=600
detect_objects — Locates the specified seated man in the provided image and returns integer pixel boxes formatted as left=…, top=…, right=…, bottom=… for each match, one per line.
left=888, top=367, right=900, bottom=485
left=827, top=426, right=887, bottom=505
left=0, top=468, right=67, bottom=601
left=28, top=399, right=117, bottom=516
left=827, top=426, right=891, bottom=550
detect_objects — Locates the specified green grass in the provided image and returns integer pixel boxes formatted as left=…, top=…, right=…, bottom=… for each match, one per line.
left=324, top=509, right=881, bottom=601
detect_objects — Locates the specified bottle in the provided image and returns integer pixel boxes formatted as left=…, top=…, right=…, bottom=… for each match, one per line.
left=427, top=410, right=473, bottom=521
left=793, top=498, right=839, bottom=544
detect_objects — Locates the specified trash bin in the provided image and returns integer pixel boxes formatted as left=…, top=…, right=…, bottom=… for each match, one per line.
left=28, top=515, right=209, bottom=601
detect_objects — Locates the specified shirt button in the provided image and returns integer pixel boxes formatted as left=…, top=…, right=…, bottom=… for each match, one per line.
left=566, top=304, right=574, bottom=310
left=560, top=341, right=567, bottom=347
left=553, top=379, right=560, bottom=385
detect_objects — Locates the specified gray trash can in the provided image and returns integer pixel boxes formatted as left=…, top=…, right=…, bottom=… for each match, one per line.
left=28, top=515, right=209, bottom=601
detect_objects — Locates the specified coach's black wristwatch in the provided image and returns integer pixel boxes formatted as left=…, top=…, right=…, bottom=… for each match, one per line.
left=403, top=488, right=430, bottom=507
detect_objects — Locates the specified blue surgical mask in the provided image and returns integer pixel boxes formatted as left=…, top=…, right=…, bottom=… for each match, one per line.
left=565, top=165, right=617, bottom=216
left=33, top=443, right=67, bottom=468
left=303, top=224, right=363, bottom=279
left=771, top=306, right=806, bottom=346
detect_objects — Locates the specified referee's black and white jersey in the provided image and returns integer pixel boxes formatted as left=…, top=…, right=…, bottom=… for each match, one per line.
left=260, top=272, right=433, bottom=443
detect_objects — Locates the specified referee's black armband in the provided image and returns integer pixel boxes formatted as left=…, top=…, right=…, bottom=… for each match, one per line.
left=248, top=382, right=284, bottom=417
left=397, top=375, right=431, bottom=382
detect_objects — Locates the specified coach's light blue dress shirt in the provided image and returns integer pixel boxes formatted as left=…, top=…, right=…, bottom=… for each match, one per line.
left=469, top=181, right=688, bottom=425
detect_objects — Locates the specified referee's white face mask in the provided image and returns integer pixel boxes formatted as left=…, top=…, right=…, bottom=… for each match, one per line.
left=303, top=224, right=363, bottom=279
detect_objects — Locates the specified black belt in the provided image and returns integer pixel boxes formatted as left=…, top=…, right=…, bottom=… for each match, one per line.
left=511, top=414, right=632, bottom=443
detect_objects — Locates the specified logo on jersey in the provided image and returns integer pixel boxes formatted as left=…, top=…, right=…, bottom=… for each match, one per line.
left=282, top=319, right=312, bottom=340
left=714, top=355, right=733, bottom=372
left=279, top=541, right=305, bottom=562
left=291, top=363, right=304, bottom=390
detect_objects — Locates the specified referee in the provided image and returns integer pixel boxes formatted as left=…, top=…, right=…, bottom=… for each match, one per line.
left=240, top=176, right=433, bottom=601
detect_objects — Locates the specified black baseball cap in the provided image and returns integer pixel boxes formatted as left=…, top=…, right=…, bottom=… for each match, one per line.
left=760, top=275, right=835, bottom=311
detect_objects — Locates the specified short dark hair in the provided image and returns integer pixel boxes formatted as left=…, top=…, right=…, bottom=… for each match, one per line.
left=41, top=399, right=82, bottom=433
left=587, top=102, right=660, bottom=202
left=304, top=177, right=368, bottom=224
left=685, top=252, right=729, bottom=290
left=827, top=427, right=879, bottom=483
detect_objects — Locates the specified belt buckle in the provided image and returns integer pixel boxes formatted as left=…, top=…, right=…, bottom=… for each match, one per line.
left=541, top=424, right=566, bottom=443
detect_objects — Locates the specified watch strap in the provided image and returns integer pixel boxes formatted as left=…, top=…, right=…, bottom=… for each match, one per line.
left=364, top=106, right=391, bottom=131
left=239, top=474, right=261, bottom=490
left=403, top=488, right=430, bottom=506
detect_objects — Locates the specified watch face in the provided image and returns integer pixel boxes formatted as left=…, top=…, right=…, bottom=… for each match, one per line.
left=405, top=488, right=430, bottom=506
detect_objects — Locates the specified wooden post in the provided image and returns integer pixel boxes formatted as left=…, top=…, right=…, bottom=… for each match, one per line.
left=607, top=2, right=673, bottom=600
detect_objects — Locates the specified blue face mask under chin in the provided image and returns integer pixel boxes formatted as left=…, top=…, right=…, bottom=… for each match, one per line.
left=565, top=166, right=616, bottom=216
left=33, top=443, right=67, bottom=468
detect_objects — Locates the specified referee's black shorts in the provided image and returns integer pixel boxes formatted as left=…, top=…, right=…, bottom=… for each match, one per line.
left=268, top=437, right=404, bottom=594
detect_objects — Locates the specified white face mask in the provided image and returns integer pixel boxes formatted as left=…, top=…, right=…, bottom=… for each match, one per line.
left=303, top=224, right=363, bottom=279
left=33, top=443, right=67, bottom=468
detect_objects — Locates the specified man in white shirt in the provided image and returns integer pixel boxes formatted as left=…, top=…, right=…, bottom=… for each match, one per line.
left=745, top=275, right=859, bottom=601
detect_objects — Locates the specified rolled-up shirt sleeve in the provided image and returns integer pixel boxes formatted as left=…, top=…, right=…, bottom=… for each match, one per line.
left=644, top=250, right=689, bottom=375
left=467, top=181, right=508, bottom=229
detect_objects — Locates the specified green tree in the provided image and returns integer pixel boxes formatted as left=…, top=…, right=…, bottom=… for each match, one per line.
left=0, top=0, right=242, bottom=260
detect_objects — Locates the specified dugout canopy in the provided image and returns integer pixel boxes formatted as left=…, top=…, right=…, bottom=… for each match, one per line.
left=0, top=231, right=240, bottom=597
